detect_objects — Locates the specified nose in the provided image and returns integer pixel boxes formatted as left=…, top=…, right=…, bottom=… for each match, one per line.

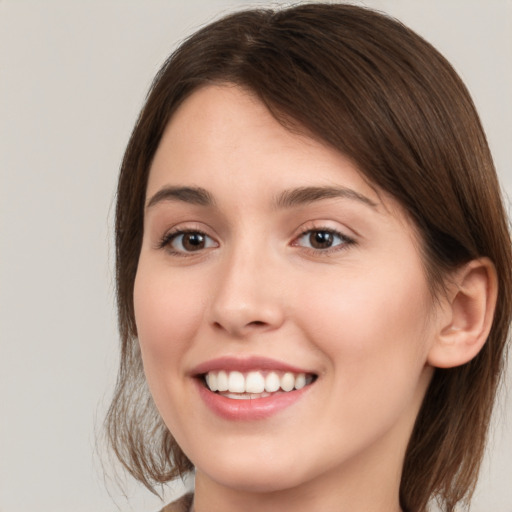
left=208, top=247, right=285, bottom=338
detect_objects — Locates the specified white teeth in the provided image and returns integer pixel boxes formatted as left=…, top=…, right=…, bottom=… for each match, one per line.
left=204, top=370, right=312, bottom=395
left=206, top=372, right=218, bottom=392
left=281, top=372, right=295, bottom=392
left=245, top=371, right=265, bottom=393
left=223, top=392, right=272, bottom=400
left=295, top=373, right=306, bottom=390
left=224, top=393, right=253, bottom=400
left=228, top=371, right=245, bottom=393
left=217, top=370, right=228, bottom=392
left=265, top=372, right=280, bottom=392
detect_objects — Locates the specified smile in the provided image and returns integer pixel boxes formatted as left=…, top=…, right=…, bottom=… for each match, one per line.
left=204, top=370, right=315, bottom=399
left=192, top=357, right=318, bottom=419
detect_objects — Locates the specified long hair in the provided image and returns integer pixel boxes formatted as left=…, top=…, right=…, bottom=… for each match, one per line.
left=106, top=4, right=512, bottom=511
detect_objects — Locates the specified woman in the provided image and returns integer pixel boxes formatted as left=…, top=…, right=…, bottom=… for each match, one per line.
left=106, top=3, right=512, bottom=511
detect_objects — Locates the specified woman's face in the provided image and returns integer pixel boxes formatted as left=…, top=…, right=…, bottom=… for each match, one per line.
left=134, top=85, right=439, bottom=498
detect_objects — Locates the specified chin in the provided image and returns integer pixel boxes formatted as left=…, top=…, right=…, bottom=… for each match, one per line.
left=197, top=455, right=311, bottom=494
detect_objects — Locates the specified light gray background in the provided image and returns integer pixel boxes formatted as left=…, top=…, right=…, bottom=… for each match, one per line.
left=1, top=1, right=511, bottom=511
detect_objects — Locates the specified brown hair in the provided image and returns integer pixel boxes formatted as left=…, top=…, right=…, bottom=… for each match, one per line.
left=105, top=4, right=512, bottom=511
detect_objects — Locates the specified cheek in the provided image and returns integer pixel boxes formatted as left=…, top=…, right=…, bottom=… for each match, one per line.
left=133, top=260, right=205, bottom=373
left=296, top=259, right=433, bottom=398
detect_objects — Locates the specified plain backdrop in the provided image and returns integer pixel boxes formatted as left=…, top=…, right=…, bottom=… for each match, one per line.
left=1, top=1, right=511, bottom=511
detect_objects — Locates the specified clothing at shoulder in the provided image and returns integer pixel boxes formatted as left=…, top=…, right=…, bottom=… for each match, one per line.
left=160, top=493, right=193, bottom=512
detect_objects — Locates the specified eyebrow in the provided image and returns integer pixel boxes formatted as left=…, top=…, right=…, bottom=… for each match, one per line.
left=274, top=186, right=378, bottom=210
left=146, top=185, right=378, bottom=211
left=146, top=186, right=215, bottom=209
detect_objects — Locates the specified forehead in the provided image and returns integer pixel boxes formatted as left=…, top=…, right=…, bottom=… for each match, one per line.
left=147, top=85, right=382, bottom=206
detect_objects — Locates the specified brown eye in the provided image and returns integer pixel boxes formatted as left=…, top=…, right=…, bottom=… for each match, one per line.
left=168, top=231, right=216, bottom=253
left=295, top=229, right=350, bottom=251
left=309, top=231, right=334, bottom=249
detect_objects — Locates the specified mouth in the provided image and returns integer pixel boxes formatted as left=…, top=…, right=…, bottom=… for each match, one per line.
left=191, top=356, right=318, bottom=419
left=201, top=370, right=317, bottom=400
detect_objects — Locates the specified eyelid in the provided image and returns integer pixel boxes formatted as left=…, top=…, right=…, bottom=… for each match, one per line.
left=290, top=221, right=357, bottom=254
left=156, top=223, right=219, bottom=255
left=291, top=220, right=356, bottom=241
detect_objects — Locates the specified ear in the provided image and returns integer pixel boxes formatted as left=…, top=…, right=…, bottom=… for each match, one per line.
left=427, top=258, right=498, bottom=369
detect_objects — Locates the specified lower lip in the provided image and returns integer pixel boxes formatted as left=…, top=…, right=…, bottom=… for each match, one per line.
left=195, top=379, right=312, bottom=421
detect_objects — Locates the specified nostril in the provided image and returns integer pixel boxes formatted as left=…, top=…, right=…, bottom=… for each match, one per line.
left=248, top=321, right=266, bottom=327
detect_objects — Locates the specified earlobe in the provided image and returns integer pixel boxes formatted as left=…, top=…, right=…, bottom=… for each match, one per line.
left=427, top=258, right=498, bottom=369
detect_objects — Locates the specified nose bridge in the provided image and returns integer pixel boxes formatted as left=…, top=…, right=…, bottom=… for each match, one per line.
left=209, top=235, right=284, bottom=336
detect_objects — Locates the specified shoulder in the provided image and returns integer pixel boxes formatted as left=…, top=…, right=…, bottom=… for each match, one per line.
left=160, top=493, right=193, bottom=512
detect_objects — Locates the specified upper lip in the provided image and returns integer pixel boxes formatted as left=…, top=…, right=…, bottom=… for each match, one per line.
left=190, top=356, right=315, bottom=376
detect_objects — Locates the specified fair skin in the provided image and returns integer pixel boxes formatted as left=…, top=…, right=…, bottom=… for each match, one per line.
left=134, top=85, right=496, bottom=512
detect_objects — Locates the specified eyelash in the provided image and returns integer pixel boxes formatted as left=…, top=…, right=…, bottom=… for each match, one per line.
left=158, top=229, right=216, bottom=256
left=158, top=226, right=355, bottom=256
left=292, top=227, right=355, bottom=254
